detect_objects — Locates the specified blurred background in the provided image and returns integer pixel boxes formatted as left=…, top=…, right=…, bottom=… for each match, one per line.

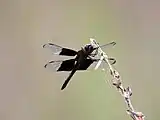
left=0, top=0, right=160, bottom=120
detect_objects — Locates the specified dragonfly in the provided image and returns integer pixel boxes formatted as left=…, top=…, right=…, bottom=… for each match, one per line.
left=43, top=41, right=116, bottom=90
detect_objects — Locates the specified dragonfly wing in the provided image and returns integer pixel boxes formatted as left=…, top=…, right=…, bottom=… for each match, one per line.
left=43, top=43, right=78, bottom=56
left=44, top=59, right=76, bottom=72
left=99, top=41, right=116, bottom=48
left=108, top=58, right=116, bottom=65
left=78, top=59, right=94, bottom=70
left=77, top=57, right=116, bottom=71
left=92, top=41, right=116, bottom=52
left=87, top=57, right=116, bottom=70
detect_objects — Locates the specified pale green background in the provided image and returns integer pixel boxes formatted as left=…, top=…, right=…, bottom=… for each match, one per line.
left=0, top=0, right=159, bottom=120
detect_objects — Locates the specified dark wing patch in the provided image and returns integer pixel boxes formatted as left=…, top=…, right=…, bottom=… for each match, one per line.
left=44, top=59, right=76, bottom=72
left=57, top=59, right=75, bottom=71
left=78, top=59, right=94, bottom=70
left=43, top=43, right=77, bottom=56
left=60, top=48, right=78, bottom=56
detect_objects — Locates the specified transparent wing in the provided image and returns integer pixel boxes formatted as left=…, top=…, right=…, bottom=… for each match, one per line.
left=90, top=41, right=116, bottom=58
left=93, top=41, right=116, bottom=51
left=108, top=58, right=116, bottom=65
left=92, top=57, right=116, bottom=70
left=43, top=43, right=77, bottom=56
left=44, top=60, right=63, bottom=72
left=44, top=58, right=116, bottom=72
left=99, top=41, right=116, bottom=48
left=44, top=59, right=76, bottom=72
left=43, top=43, right=62, bottom=54
left=44, top=59, right=94, bottom=72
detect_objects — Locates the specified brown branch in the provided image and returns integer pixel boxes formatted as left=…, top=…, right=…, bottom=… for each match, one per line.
left=90, top=38, right=145, bottom=120
left=109, top=68, right=145, bottom=120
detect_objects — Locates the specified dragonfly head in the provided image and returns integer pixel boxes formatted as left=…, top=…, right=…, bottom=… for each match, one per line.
left=83, top=44, right=94, bottom=54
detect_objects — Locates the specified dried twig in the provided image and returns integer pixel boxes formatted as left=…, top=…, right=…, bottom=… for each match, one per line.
left=90, top=38, right=145, bottom=120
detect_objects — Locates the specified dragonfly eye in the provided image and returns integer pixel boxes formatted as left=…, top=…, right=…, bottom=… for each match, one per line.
left=84, top=44, right=93, bottom=52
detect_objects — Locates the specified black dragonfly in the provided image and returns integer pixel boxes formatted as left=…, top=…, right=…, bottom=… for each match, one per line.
left=43, top=42, right=116, bottom=90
